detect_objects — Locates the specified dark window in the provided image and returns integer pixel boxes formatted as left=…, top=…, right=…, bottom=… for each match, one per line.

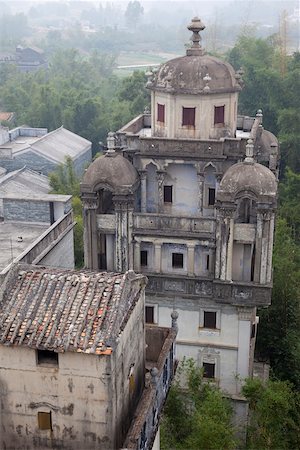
left=145, top=306, right=154, bottom=324
left=203, top=362, right=215, bottom=379
left=204, top=311, right=217, bottom=329
left=208, top=188, right=216, bottom=206
left=157, top=103, right=165, bottom=123
left=214, top=105, right=225, bottom=125
left=206, top=254, right=210, bottom=271
left=140, top=250, right=148, bottom=267
left=38, top=412, right=52, bottom=430
left=164, top=185, right=173, bottom=203
left=251, top=323, right=256, bottom=339
left=182, top=107, right=196, bottom=126
left=37, top=350, right=58, bottom=366
left=172, top=253, right=183, bottom=268
left=49, top=202, right=55, bottom=225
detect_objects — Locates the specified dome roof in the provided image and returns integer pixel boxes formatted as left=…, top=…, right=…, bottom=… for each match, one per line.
left=151, top=55, right=240, bottom=95
left=148, top=17, right=242, bottom=95
left=81, top=153, right=139, bottom=194
left=218, top=161, right=277, bottom=199
left=256, top=129, right=278, bottom=155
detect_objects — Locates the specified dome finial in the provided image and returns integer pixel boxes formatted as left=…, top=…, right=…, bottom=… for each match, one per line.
left=106, top=131, right=116, bottom=156
left=245, top=139, right=254, bottom=164
left=187, top=17, right=205, bottom=56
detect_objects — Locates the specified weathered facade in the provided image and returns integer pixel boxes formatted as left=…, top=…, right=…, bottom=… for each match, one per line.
left=81, top=17, right=279, bottom=399
left=0, top=265, right=177, bottom=450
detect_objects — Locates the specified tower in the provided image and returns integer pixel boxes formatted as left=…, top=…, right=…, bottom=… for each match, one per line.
left=81, top=18, right=279, bottom=399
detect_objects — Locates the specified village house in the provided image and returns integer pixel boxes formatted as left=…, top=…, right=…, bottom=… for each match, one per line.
left=0, top=125, right=92, bottom=176
left=0, top=265, right=177, bottom=449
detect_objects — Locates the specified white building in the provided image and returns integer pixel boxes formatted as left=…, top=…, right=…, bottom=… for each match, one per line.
left=80, top=17, right=279, bottom=403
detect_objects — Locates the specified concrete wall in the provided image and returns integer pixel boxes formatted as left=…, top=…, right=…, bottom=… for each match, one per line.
left=152, top=91, right=238, bottom=140
left=163, top=163, right=198, bottom=216
left=0, top=347, right=111, bottom=450
left=111, top=287, right=145, bottom=448
left=73, top=148, right=92, bottom=177
left=39, top=229, right=75, bottom=269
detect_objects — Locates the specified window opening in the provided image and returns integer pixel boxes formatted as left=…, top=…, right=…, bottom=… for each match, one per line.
left=214, top=105, right=225, bottom=125
left=206, top=254, right=210, bottom=271
left=208, top=188, right=216, bottom=206
left=182, top=107, right=196, bottom=126
left=140, top=250, right=148, bottom=267
left=203, top=362, right=215, bottom=379
left=172, top=253, right=183, bottom=268
left=145, top=306, right=154, bottom=324
left=37, top=350, right=58, bottom=366
left=157, top=104, right=165, bottom=123
left=164, top=185, right=173, bottom=203
left=38, top=412, right=52, bottom=430
left=203, top=311, right=217, bottom=329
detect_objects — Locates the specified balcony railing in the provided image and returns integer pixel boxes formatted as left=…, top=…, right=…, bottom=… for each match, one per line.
left=134, top=213, right=215, bottom=236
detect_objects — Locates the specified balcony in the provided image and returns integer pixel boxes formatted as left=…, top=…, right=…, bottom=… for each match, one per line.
left=122, top=325, right=177, bottom=450
left=134, top=213, right=215, bottom=238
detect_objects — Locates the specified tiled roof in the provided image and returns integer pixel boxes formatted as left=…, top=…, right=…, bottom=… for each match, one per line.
left=0, top=266, right=145, bottom=355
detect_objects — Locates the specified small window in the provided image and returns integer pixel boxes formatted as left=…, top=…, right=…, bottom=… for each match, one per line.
left=164, top=185, right=173, bottom=203
left=140, top=250, right=148, bottom=267
left=38, top=412, right=52, bottom=430
left=214, top=105, right=225, bottom=125
left=37, top=350, right=58, bottom=366
left=157, top=103, right=165, bottom=123
left=204, top=311, right=217, bottom=329
left=251, top=323, right=256, bottom=339
left=182, top=107, right=195, bottom=126
left=203, top=362, right=215, bottom=379
left=206, top=254, right=210, bottom=271
left=208, top=188, right=215, bottom=206
left=172, top=253, right=183, bottom=269
left=145, top=306, right=154, bottom=324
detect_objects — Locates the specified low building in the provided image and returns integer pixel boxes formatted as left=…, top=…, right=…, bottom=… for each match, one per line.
left=0, top=167, right=75, bottom=276
left=15, top=45, right=48, bottom=73
left=0, top=125, right=92, bottom=176
left=0, top=265, right=177, bottom=449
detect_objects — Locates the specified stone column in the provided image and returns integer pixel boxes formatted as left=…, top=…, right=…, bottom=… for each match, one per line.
left=215, top=210, right=222, bottom=279
left=82, top=193, right=98, bottom=270
left=266, top=213, right=275, bottom=283
left=157, top=171, right=165, bottom=213
left=127, top=199, right=134, bottom=270
left=134, top=240, right=141, bottom=272
left=226, top=216, right=235, bottom=281
left=187, top=243, right=195, bottom=276
left=106, top=234, right=114, bottom=271
left=260, top=211, right=271, bottom=284
left=140, top=170, right=147, bottom=213
left=254, top=212, right=263, bottom=283
left=154, top=242, right=162, bottom=273
left=114, top=198, right=123, bottom=272
left=197, top=172, right=204, bottom=214
left=236, top=308, right=254, bottom=393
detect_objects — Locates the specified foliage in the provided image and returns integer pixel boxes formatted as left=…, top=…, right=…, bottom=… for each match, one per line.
left=227, top=38, right=300, bottom=174
left=0, top=51, right=149, bottom=154
left=49, top=157, right=83, bottom=268
left=125, top=1, right=144, bottom=28
left=256, top=218, right=300, bottom=389
left=161, top=359, right=236, bottom=450
left=242, top=377, right=300, bottom=449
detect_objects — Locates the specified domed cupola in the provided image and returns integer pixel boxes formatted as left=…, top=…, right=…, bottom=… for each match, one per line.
left=147, top=17, right=243, bottom=140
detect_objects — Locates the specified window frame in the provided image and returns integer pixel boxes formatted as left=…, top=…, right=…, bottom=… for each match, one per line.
left=203, top=362, right=215, bottom=379
left=145, top=304, right=158, bottom=324
left=214, top=105, right=225, bottom=125
left=157, top=103, right=165, bottom=123
left=37, top=349, right=58, bottom=366
left=140, top=250, right=148, bottom=267
left=208, top=187, right=216, bottom=206
left=182, top=107, right=196, bottom=127
left=38, top=411, right=52, bottom=431
left=164, top=185, right=173, bottom=203
left=203, top=311, right=217, bottom=329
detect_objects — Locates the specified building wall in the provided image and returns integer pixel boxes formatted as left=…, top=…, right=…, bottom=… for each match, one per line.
left=0, top=347, right=111, bottom=449
left=152, top=91, right=238, bottom=140
left=146, top=296, right=254, bottom=395
left=111, top=286, right=146, bottom=448
left=0, top=150, right=56, bottom=175
left=73, top=148, right=93, bottom=177
left=3, top=199, right=50, bottom=223
left=38, top=229, right=75, bottom=269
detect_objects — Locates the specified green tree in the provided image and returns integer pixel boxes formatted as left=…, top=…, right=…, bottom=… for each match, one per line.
left=125, top=1, right=144, bottom=29
left=161, top=359, right=236, bottom=450
left=242, top=377, right=300, bottom=449
left=49, top=157, right=83, bottom=268
left=256, top=218, right=300, bottom=389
